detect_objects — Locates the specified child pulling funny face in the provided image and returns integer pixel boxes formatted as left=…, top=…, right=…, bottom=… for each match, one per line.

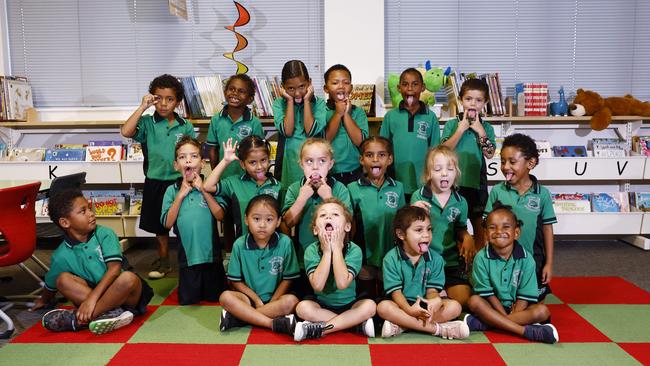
left=175, top=143, right=203, bottom=183
left=301, top=142, right=334, bottom=189
left=312, top=202, right=351, bottom=248
left=399, top=216, right=432, bottom=255
left=429, top=152, right=458, bottom=193
left=360, top=141, right=393, bottom=182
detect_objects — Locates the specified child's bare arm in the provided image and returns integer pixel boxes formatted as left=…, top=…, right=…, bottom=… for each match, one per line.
left=486, top=295, right=509, bottom=316
left=330, top=232, right=353, bottom=290
left=199, top=179, right=225, bottom=221
left=269, top=280, right=292, bottom=302
left=282, top=181, right=314, bottom=227
left=457, top=229, right=476, bottom=264
left=232, top=281, right=265, bottom=309
left=309, top=249, right=332, bottom=292
left=203, top=139, right=238, bottom=193
left=281, top=89, right=296, bottom=137
left=442, top=116, right=470, bottom=150
left=77, top=261, right=122, bottom=323
left=391, top=291, right=430, bottom=322
left=163, top=181, right=192, bottom=229
left=122, top=94, right=155, bottom=137
left=303, top=86, right=316, bottom=134
left=542, top=224, right=554, bottom=284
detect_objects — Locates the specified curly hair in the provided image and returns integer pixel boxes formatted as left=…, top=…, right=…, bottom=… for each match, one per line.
left=149, top=74, right=184, bottom=101
left=502, top=133, right=539, bottom=164
left=48, top=189, right=86, bottom=229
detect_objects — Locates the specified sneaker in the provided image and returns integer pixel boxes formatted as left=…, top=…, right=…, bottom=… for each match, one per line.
left=523, top=323, right=559, bottom=344
left=271, top=314, right=296, bottom=335
left=352, top=318, right=375, bottom=338
left=148, top=257, right=171, bottom=279
left=381, top=320, right=404, bottom=338
left=437, top=320, right=470, bottom=340
left=89, top=308, right=134, bottom=335
left=464, top=314, right=489, bottom=331
left=293, top=321, right=333, bottom=342
left=42, top=309, right=81, bottom=332
left=220, top=309, right=247, bottom=332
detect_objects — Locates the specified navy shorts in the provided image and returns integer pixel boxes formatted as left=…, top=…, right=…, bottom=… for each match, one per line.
left=303, top=295, right=361, bottom=315
left=140, top=177, right=175, bottom=235
left=178, top=262, right=226, bottom=305
left=444, top=257, right=471, bottom=287
left=458, top=186, right=488, bottom=221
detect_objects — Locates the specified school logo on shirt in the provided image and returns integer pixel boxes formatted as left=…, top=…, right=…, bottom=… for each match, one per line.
left=95, top=246, right=104, bottom=262
left=447, top=207, right=461, bottom=222
left=237, top=126, right=252, bottom=139
left=199, top=196, right=208, bottom=208
left=385, top=191, right=399, bottom=209
left=511, top=268, right=521, bottom=288
left=269, top=256, right=284, bottom=275
left=175, top=133, right=185, bottom=142
left=525, top=197, right=541, bottom=212
left=261, top=189, right=279, bottom=199
left=416, top=121, right=429, bottom=140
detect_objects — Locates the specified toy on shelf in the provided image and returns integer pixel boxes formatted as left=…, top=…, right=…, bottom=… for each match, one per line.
left=549, top=86, right=568, bottom=116
left=387, top=61, right=450, bottom=107
left=569, top=88, right=650, bottom=131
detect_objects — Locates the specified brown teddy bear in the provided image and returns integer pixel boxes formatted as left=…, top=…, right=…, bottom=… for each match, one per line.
left=569, top=89, right=650, bottom=131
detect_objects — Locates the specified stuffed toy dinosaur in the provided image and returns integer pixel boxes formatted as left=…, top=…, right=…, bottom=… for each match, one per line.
left=387, top=62, right=450, bottom=107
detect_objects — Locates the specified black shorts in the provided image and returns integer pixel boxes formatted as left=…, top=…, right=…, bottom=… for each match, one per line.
left=458, top=186, right=488, bottom=221
left=331, top=166, right=363, bottom=186
left=291, top=269, right=315, bottom=299
left=140, top=177, right=175, bottom=235
left=178, top=262, right=226, bottom=305
left=444, top=257, right=471, bottom=287
left=303, top=295, right=361, bottom=315
left=122, top=274, right=154, bottom=316
left=534, top=255, right=552, bottom=302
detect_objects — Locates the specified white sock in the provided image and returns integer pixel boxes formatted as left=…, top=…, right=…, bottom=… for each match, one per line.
left=433, top=322, right=440, bottom=336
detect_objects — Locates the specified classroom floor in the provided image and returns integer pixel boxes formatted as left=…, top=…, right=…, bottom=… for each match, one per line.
left=1, top=239, right=649, bottom=365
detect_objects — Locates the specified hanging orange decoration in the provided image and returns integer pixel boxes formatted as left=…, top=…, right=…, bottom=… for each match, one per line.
left=223, top=1, right=250, bottom=74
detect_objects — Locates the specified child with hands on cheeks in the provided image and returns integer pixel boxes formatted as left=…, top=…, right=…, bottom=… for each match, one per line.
left=160, top=136, right=226, bottom=305
left=273, top=60, right=327, bottom=190
left=293, top=199, right=376, bottom=341
left=411, top=146, right=475, bottom=309
left=377, top=206, right=469, bottom=339
left=466, top=202, right=558, bottom=344
left=203, top=135, right=281, bottom=238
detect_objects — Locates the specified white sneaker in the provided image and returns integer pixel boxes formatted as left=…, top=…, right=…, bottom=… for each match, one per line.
left=381, top=320, right=404, bottom=338
left=294, top=321, right=332, bottom=342
left=437, top=320, right=470, bottom=340
left=353, top=318, right=375, bottom=338
left=88, top=309, right=134, bottom=335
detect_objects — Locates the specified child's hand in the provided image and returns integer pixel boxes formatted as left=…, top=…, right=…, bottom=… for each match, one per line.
left=298, top=179, right=315, bottom=200
left=140, top=94, right=157, bottom=110
left=334, top=99, right=347, bottom=115
left=470, top=117, right=486, bottom=136
left=76, top=298, right=97, bottom=324
left=317, top=226, right=332, bottom=253
left=254, top=299, right=265, bottom=309
left=408, top=297, right=431, bottom=325
left=305, top=85, right=314, bottom=100
left=222, top=138, right=239, bottom=164
left=316, top=179, right=333, bottom=199
left=412, top=200, right=431, bottom=213
left=458, top=112, right=471, bottom=132
left=329, top=224, right=346, bottom=250
left=542, top=263, right=553, bottom=284
left=191, top=172, right=203, bottom=192
left=345, top=98, right=352, bottom=114
left=458, top=237, right=476, bottom=265
left=179, top=179, right=193, bottom=198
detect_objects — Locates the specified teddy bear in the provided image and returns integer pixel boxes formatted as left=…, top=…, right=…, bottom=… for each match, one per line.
left=569, top=88, right=650, bottom=131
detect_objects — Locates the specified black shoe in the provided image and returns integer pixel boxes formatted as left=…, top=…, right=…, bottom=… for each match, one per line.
left=293, top=321, right=333, bottom=342
left=524, top=323, right=559, bottom=344
left=219, top=309, right=246, bottom=331
left=271, top=314, right=296, bottom=335
left=352, top=318, right=375, bottom=337
left=42, top=309, right=81, bottom=332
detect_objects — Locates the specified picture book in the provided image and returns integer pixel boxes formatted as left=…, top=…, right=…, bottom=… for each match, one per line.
left=591, top=138, right=627, bottom=158
left=9, top=148, right=45, bottom=162
left=535, top=140, right=552, bottom=158
left=129, top=192, right=143, bottom=215
left=350, top=84, right=375, bottom=116
left=4, top=77, right=33, bottom=121
left=552, top=193, right=591, bottom=213
left=92, top=196, right=125, bottom=216
left=632, top=136, right=650, bottom=156
left=552, top=145, right=588, bottom=157
left=45, top=148, right=85, bottom=161
left=591, top=192, right=630, bottom=213
left=629, top=192, right=650, bottom=212
left=127, top=143, right=144, bottom=161
left=85, top=146, right=122, bottom=162
left=54, top=144, right=87, bottom=149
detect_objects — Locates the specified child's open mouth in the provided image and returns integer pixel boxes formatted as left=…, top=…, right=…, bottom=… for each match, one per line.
left=255, top=170, right=266, bottom=180
left=325, top=223, right=334, bottom=232
left=310, top=172, right=321, bottom=181
left=505, top=172, right=514, bottom=181
left=371, top=166, right=381, bottom=176
left=336, top=92, right=346, bottom=101
left=439, top=179, right=449, bottom=188
left=294, top=97, right=303, bottom=103
left=406, top=95, right=416, bottom=106
left=466, top=109, right=477, bottom=119
left=418, top=242, right=428, bottom=254
left=184, top=167, right=194, bottom=181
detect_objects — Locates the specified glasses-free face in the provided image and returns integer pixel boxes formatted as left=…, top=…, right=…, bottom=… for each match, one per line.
left=484, top=209, right=520, bottom=251
left=312, top=202, right=351, bottom=237
left=360, top=141, right=393, bottom=181
left=152, top=87, right=180, bottom=119
left=460, top=89, right=487, bottom=119
left=500, top=146, right=535, bottom=185
left=283, top=76, right=311, bottom=103
left=427, top=153, right=458, bottom=193
left=245, top=203, right=280, bottom=245
left=174, top=144, right=203, bottom=182
left=398, top=72, right=424, bottom=107
left=225, top=78, right=253, bottom=108
left=398, top=218, right=432, bottom=256
left=60, top=196, right=96, bottom=235
left=324, top=69, right=352, bottom=102
left=300, top=144, right=334, bottom=183
left=240, top=148, right=270, bottom=183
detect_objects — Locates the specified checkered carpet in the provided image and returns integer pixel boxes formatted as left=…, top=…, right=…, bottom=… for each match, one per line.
left=2, top=276, right=649, bottom=365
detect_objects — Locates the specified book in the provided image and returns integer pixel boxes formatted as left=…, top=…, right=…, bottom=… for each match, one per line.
left=591, top=192, right=630, bottom=213
left=45, top=148, right=86, bottom=161
left=9, top=148, right=45, bottom=161
left=54, top=143, right=87, bottom=149
left=92, top=196, right=125, bottom=215
left=552, top=145, right=588, bottom=157
left=129, top=192, right=143, bottom=215
left=591, top=138, right=627, bottom=158
left=632, top=136, right=650, bottom=156
left=349, top=84, right=375, bottom=116
left=127, top=143, right=144, bottom=161
left=88, top=140, right=122, bottom=147
left=3, top=77, right=33, bottom=121
left=552, top=193, right=591, bottom=213
left=629, top=192, right=650, bottom=212
left=535, top=140, right=552, bottom=158
left=85, top=146, right=122, bottom=162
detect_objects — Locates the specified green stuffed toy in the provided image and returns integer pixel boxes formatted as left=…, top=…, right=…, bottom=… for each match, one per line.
left=387, top=62, right=450, bottom=107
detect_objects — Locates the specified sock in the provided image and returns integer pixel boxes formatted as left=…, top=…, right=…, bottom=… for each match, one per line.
left=433, top=322, right=440, bottom=336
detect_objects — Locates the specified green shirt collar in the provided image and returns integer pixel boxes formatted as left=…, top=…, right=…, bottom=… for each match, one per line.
left=153, top=111, right=187, bottom=125
left=486, top=240, right=527, bottom=260
left=504, top=174, right=541, bottom=195
left=398, top=100, right=428, bottom=115
left=220, top=106, right=252, bottom=122
left=63, top=230, right=96, bottom=248
left=240, top=172, right=279, bottom=185
left=397, top=244, right=431, bottom=262
left=357, top=175, right=397, bottom=188
left=421, top=185, right=462, bottom=204
left=245, top=232, right=280, bottom=250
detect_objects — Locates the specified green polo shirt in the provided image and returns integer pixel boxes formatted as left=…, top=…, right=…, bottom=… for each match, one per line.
left=282, top=176, right=352, bottom=260
left=133, top=112, right=196, bottom=181
left=227, top=232, right=300, bottom=303
left=304, top=241, right=362, bottom=307
left=206, top=106, right=264, bottom=179
left=382, top=246, right=445, bottom=302
left=441, top=117, right=496, bottom=189
left=348, top=176, right=405, bottom=267
left=472, top=242, right=539, bottom=308
left=161, top=180, right=218, bottom=267
left=44, top=225, right=123, bottom=291
left=325, top=102, right=369, bottom=174
left=379, top=101, right=440, bottom=194
left=410, top=186, right=468, bottom=267
left=215, top=173, right=282, bottom=237
left=272, top=96, right=327, bottom=190
left=484, top=175, right=557, bottom=257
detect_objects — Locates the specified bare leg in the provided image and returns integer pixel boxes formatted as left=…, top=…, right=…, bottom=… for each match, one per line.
left=296, top=299, right=376, bottom=335
left=446, top=284, right=472, bottom=310
left=377, top=300, right=437, bottom=333
left=56, top=272, right=93, bottom=306
left=468, top=295, right=524, bottom=335
left=429, top=298, right=462, bottom=323
left=156, top=234, right=169, bottom=259
left=220, top=291, right=298, bottom=329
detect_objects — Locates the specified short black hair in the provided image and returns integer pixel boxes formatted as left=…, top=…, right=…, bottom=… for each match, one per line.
left=459, top=78, right=489, bottom=100
left=149, top=74, right=184, bottom=101
left=399, top=67, right=423, bottom=84
left=245, top=194, right=281, bottom=218
left=359, top=136, right=393, bottom=156
left=48, top=189, right=85, bottom=229
left=483, top=200, right=522, bottom=228
left=502, top=133, right=539, bottom=163
left=393, top=205, right=429, bottom=247
left=324, top=64, right=352, bottom=83
left=225, top=74, right=256, bottom=99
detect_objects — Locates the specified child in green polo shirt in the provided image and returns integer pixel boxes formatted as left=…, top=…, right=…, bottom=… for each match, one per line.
left=466, top=203, right=559, bottom=344
left=293, top=198, right=377, bottom=341
left=273, top=60, right=327, bottom=190
left=219, top=195, right=300, bottom=336
left=121, top=74, right=196, bottom=280
left=33, top=189, right=153, bottom=335
left=441, top=78, right=496, bottom=250
left=411, top=146, right=475, bottom=308
left=161, top=136, right=227, bottom=305
left=377, top=206, right=469, bottom=339
left=484, top=133, right=557, bottom=301
left=380, top=67, right=440, bottom=197
left=203, top=135, right=281, bottom=238
left=323, top=64, right=369, bottom=185
left=349, top=136, right=405, bottom=299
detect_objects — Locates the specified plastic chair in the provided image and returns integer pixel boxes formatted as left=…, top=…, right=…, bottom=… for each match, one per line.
left=37, top=172, right=87, bottom=240
left=0, top=181, right=41, bottom=339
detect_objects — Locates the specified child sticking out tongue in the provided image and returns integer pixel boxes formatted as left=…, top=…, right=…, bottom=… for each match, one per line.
left=406, top=95, right=415, bottom=106
left=466, top=109, right=477, bottom=120
left=337, top=92, right=346, bottom=101
left=184, top=167, right=194, bottom=182
left=418, top=242, right=429, bottom=254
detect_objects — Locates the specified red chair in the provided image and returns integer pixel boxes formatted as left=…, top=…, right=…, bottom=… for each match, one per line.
left=0, top=181, right=41, bottom=339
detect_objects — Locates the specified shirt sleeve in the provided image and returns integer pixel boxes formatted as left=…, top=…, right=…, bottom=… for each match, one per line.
left=426, top=252, right=445, bottom=291
left=440, top=118, right=458, bottom=143
left=410, top=188, right=423, bottom=204
left=186, top=121, right=197, bottom=138
left=483, top=187, right=498, bottom=219
left=206, top=116, right=219, bottom=145
left=334, top=183, right=352, bottom=212
left=307, top=97, right=327, bottom=137
left=379, top=114, right=390, bottom=138
left=353, top=107, right=370, bottom=139
left=455, top=197, right=469, bottom=231
left=471, top=251, right=495, bottom=298
left=484, top=121, right=497, bottom=146
left=251, top=118, right=264, bottom=138
left=517, top=256, right=540, bottom=303
left=429, top=115, right=441, bottom=147
left=345, top=243, right=363, bottom=278
left=227, top=239, right=243, bottom=282
left=382, top=251, right=403, bottom=295
left=132, top=116, right=147, bottom=143
left=97, top=226, right=123, bottom=263
left=282, top=236, right=301, bottom=280
left=281, top=182, right=299, bottom=215
left=43, top=252, right=64, bottom=291
left=541, top=188, right=558, bottom=224
left=272, top=98, right=288, bottom=136
left=397, top=183, right=406, bottom=209
left=304, top=243, right=320, bottom=276
left=160, top=185, right=177, bottom=226
left=215, top=178, right=232, bottom=209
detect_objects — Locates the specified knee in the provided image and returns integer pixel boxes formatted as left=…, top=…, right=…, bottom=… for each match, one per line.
left=295, top=301, right=313, bottom=318
left=467, top=295, right=482, bottom=312
left=56, top=272, right=76, bottom=291
left=281, top=294, right=299, bottom=313
left=359, top=299, right=377, bottom=318
left=219, top=290, right=235, bottom=305
left=116, top=271, right=139, bottom=289
left=443, top=299, right=462, bottom=318
left=376, top=300, right=392, bottom=318
left=534, top=304, right=551, bottom=321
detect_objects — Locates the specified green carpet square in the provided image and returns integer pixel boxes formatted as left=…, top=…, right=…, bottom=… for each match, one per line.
left=495, top=343, right=639, bottom=365
left=128, top=305, right=250, bottom=344
left=239, top=345, right=372, bottom=366
left=145, top=277, right=178, bottom=305
left=0, top=343, right=122, bottom=366
left=571, top=304, right=650, bottom=342
left=544, top=293, right=563, bottom=304
left=368, top=330, right=489, bottom=344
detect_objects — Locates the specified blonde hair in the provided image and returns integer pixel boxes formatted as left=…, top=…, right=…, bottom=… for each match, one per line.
left=310, top=197, right=353, bottom=232
left=423, top=145, right=461, bottom=187
left=299, top=137, right=334, bottom=161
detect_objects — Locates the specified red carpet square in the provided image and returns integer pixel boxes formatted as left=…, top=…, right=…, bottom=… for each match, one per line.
left=551, top=277, right=650, bottom=304
left=12, top=306, right=156, bottom=344
left=247, top=326, right=369, bottom=345
left=246, top=327, right=296, bottom=344
left=160, top=288, right=221, bottom=306
left=484, top=304, right=610, bottom=343
left=370, top=344, right=505, bottom=366
left=108, top=343, right=245, bottom=366
left=617, top=343, right=650, bottom=365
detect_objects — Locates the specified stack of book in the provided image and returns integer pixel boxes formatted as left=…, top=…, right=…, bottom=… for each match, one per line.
left=251, top=76, right=281, bottom=118
left=480, top=73, right=505, bottom=115
left=0, top=76, right=33, bottom=121
left=515, top=83, right=548, bottom=116
left=444, top=71, right=505, bottom=116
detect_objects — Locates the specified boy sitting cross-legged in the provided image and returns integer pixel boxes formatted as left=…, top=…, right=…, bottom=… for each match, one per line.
left=31, top=189, right=153, bottom=335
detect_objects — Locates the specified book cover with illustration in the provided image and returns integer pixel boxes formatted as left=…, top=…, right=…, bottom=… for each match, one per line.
left=535, top=140, right=552, bottom=158
left=552, top=193, right=591, bottom=213
left=127, top=143, right=144, bottom=161
left=45, top=148, right=86, bottom=161
left=591, top=192, right=630, bottom=213
left=10, top=148, right=45, bottom=161
left=85, top=146, right=122, bottom=162
left=552, top=145, right=588, bottom=157
left=629, top=192, right=650, bottom=212
left=92, top=195, right=126, bottom=216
